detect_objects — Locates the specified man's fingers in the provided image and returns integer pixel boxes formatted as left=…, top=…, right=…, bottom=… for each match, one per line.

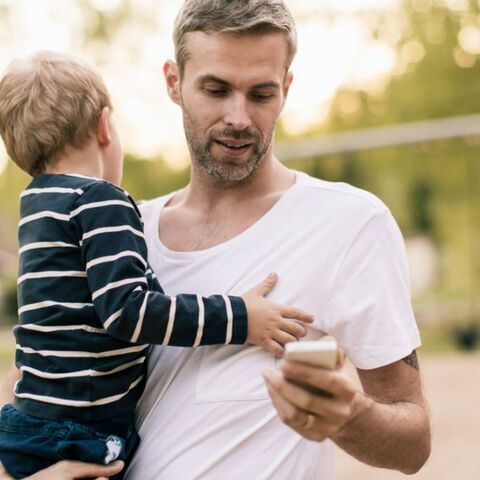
left=76, top=460, right=124, bottom=479
left=265, top=377, right=305, bottom=428
left=0, top=461, right=13, bottom=480
left=28, top=460, right=125, bottom=480
left=282, top=361, right=356, bottom=400
left=264, top=368, right=351, bottom=424
left=279, top=305, right=314, bottom=323
left=263, top=370, right=333, bottom=441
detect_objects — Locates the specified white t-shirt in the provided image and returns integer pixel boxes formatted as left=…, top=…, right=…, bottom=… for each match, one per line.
left=125, top=171, right=421, bottom=480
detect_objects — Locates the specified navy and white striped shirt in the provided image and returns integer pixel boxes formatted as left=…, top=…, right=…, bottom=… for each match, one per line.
left=14, top=173, right=247, bottom=422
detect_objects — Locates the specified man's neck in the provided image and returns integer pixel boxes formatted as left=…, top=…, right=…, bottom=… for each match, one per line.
left=172, top=155, right=294, bottom=211
left=159, top=155, right=296, bottom=252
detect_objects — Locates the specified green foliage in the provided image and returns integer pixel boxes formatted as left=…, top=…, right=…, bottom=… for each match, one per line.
left=1, top=278, right=17, bottom=327
left=121, top=154, right=189, bottom=202
left=284, top=0, right=480, bottom=308
left=326, top=1, right=480, bottom=131
left=0, top=0, right=479, bottom=325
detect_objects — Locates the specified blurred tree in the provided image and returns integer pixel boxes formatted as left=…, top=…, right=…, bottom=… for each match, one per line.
left=294, top=0, right=480, bottom=306
left=410, top=179, right=434, bottom=236
left=122, top=154, right=189, bottom=201
left=1, top=0, right=479, bottom=320
left=327, top=0, right=480, bottom=130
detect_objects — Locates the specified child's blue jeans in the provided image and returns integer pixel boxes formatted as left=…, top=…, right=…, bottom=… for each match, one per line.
left=0, top=404, right=139, bottom=479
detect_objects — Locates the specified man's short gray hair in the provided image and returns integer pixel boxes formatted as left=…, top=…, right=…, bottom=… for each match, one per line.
left=173, top=0, right=297, bottom=75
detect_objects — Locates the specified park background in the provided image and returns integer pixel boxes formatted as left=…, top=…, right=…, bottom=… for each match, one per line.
left=0, top=0, right=479, bottom=478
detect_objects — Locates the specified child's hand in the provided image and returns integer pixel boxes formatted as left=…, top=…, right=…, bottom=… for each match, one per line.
left=241, top=273, right=314, bottom=357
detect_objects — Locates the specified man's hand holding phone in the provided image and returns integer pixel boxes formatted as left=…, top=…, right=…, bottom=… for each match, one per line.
left=263, top=337, right=357, bottom=442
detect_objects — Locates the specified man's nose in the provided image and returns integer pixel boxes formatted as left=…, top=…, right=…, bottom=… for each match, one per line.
left=223, top=95, right=252, bottom=130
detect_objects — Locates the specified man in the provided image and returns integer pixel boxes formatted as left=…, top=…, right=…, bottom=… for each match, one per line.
left=125, top=0, right=430, bottom=478
left=1, top=1, right=430, bottom=478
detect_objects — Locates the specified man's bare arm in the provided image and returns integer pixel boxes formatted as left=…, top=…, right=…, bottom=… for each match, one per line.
left=0, top=366, right=19, bottom=409
left=332, top=351, right=431, bottom=474
left=264, top=350, right=430, bottom=475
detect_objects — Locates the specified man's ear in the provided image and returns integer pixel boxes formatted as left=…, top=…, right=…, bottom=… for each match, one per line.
left=96, top=106, right=111, bottom=147
left=282, top=71, right=294, bottom=104
left=164, top=60, right=181, bottom=105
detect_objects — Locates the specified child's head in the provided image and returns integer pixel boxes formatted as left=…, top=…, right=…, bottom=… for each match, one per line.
left=0, top=50, right=119, bottom=179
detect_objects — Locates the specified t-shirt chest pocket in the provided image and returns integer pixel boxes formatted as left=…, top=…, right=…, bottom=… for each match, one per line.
left=195, top=344, right=275, bottom=403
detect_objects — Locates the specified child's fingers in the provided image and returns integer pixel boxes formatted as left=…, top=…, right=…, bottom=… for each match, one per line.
left=277, top=319, right=307, bottom=339
left=265, top=339, right=285, bottom=357
left=278, top=305, right=314, bottom=323
left=272, top=330, right=298, bottom=347
left=245, top=272, right=278, bottom=297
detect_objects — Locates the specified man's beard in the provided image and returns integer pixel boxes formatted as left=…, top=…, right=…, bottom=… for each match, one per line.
left=183, top=110, right=273, bottom=184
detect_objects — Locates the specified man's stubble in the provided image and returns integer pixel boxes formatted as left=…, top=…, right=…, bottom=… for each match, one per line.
left=182, top=106, right=275, bottom=186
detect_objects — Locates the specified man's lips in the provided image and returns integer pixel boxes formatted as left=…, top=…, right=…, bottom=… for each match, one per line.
left=213, top=138, right=254, bottom=156
left=215, top=138, right=254, bottom=149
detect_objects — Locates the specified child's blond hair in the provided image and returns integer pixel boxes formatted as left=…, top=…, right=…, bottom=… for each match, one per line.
left=0, top=51, right=112, bottom=176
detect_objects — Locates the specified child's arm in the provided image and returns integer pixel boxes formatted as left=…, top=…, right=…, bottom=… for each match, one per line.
left=71, top=183, right=312, bottom=352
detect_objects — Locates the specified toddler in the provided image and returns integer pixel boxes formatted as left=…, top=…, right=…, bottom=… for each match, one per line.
left=0, top=51, right=311, bottom=479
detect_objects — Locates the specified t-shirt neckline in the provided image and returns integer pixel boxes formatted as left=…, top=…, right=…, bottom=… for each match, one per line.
left=151, top=171, right=305, bottom=260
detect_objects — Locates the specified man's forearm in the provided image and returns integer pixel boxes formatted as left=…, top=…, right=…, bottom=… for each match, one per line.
left=0, top=366, right=19, bottom=408
left=264, top=352, right=431, bottom=474
left=333, top=392, right=431, bottom=474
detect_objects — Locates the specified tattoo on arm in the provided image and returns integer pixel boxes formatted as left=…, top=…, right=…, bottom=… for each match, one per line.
left=402, top=350, right=419, bottom=370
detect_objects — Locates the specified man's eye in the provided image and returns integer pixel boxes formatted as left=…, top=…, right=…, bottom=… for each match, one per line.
left=251, top=93, right=274, bottom=102
left=204, top=88, right=227, bottom=97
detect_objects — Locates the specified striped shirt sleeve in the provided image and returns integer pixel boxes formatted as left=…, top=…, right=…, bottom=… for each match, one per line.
left=70, top=182, right=247, bottom=346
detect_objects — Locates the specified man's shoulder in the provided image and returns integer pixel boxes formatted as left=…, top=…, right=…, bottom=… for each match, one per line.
left=295, top=171, right=389, bottom=217
left=137, top=191, right=177, bottom=219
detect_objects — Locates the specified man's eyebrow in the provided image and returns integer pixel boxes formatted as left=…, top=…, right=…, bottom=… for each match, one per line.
left=250, top=81, right=280, bottom=90
left=197, top=74, right=230, bottom=86
left=197, top=75, right=280, bottom=90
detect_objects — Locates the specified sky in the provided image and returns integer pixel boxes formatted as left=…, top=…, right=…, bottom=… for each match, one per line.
left=0, top=0, right=399, bottom=171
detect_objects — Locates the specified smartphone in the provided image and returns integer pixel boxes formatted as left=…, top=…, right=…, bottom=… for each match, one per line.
left=284, top=339, right=338, bottom=369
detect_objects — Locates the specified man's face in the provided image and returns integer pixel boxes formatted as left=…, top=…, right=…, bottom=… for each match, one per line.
left=166, top=32, right=293, bottom=184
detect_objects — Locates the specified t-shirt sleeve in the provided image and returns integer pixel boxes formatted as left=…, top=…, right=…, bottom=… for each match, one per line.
left=325, top=209, right=421, bottom=369
left=70, top=181, right=247, bottom=346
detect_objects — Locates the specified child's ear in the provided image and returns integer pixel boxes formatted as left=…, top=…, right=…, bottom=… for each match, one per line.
left=164, top=60, right=181, bottom=105
left=96, top=106, right=112, bottom=147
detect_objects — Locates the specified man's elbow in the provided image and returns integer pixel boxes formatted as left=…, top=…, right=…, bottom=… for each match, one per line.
left=400, top=431, right=431, bottom=475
